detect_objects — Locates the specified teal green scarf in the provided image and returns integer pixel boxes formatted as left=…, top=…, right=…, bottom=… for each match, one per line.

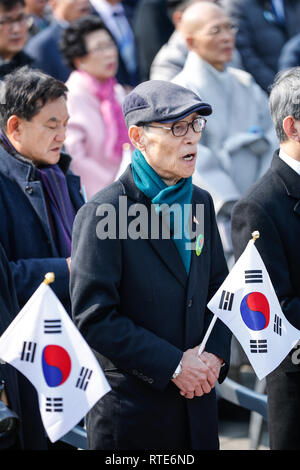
left=131, top=148, right=192, bottom=274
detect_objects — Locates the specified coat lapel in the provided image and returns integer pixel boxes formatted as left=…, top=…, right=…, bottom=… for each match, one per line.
left=185, top=195, right=206, bottom=299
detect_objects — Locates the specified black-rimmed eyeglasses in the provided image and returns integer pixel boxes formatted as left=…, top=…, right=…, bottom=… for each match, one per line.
left=143, top=116, right=207, bottom=137
left=0, top=13, right=28, bottom=28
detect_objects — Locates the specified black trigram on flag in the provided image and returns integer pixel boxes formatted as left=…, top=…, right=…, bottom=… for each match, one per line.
left=44, top=319, right=62, bottom=334
left=245, top=270, right=263, bottom=283
left=20, top=341, right=37, bottom=362
left=274, top=314, right=282, bottom=336
left=250, top=339, right=268, bottom=353
left=45, top=397, right=63, bottom=413
left=76, top=367, right=93, bottom=391
left=219, top=290, right=234, bottom=311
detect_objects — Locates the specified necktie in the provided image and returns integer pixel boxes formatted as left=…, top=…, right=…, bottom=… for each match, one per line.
left=271, top=0, right=285, bottom=25
left=112, top=11, right=137, bottom=75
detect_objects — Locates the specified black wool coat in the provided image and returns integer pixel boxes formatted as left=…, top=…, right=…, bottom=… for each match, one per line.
left=70, top=166, right=232, bottom=450
left=231, top=151, right=300, bottom=449
left=0, top=244, right=47, bottom=450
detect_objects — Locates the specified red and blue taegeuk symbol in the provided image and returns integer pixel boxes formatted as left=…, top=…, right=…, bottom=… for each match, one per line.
left=42, top=345, right=71, bottom=387
left=240, top=292, right=270, bottom=331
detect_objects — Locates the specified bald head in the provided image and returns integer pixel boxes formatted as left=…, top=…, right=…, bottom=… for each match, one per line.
left=180, top=1, right=225, bottom=35
left=179, top=1, right=235, bottom=70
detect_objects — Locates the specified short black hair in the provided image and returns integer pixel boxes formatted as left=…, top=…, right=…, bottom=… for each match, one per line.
left=0, top=0, right=25, bottom=10
left=60, top=15, right=116, bottom=70
left=0, top=66, right=68, bottom=129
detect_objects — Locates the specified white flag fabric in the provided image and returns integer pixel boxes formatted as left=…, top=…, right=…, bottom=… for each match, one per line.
left=0, top=280, right=111, bottom=443
left=208, top=239, right=300, bottom=380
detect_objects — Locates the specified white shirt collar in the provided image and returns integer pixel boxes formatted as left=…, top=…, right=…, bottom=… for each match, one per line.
left=279, top=148, right=300, bottom=176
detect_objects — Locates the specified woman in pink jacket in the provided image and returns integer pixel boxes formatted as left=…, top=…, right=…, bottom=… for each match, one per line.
left=61, top=16, right=130, bottom=200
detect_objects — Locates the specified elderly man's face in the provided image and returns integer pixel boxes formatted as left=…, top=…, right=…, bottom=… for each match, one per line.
left=15, top=96, right=69, bottom=165
left=139, top=112, right=202, bottom=185
left=0, top=3, right=28, bottom=60
left=190, top=9, right=235, bottom=71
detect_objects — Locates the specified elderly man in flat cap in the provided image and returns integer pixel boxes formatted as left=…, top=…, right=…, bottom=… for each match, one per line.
left=70, top=80, right=232, bottom=450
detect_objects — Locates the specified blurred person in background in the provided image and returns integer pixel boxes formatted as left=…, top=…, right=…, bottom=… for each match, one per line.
left=89, top=0, right=139, bottom=87
left=61, top=15, right=130, bottom=200
left=133, top=0, right=173, bottom=81
left=25, top=0, right=51, bottom=39
left=25, top=0, right=90, bottom=81
left=150, top=0, right=242, bottom=81
left=0, top=0, right=34, bottom=79
left=222, top=0, right=300, bottom=93
left=173, top=1, right=277, bottom=263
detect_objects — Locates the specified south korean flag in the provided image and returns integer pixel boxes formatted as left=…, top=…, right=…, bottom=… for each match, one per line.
left=207, top=237, right=300, bottom=380
left=0, top=274, right=111, bottom=443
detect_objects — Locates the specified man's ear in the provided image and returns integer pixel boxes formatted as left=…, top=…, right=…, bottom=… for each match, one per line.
left=6, top=115, right=22, bottom=143
left=128, top=125, right=146, bottom=151
left=283, top=115, right=300, bottom=142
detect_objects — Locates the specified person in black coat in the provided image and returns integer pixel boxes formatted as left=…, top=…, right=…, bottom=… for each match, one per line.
left=222, top=0, right=300, bottom=92
left=0, top=66, right=84, bottom=313
left=0, top=243, right=47, bottom=450
left=25, top=0, right=91, bottom=82
left=70, top=80, right=232, bottom=450
left=231, top=67, right=300, bottom=449
left=0, top=0, right=35, bottom=80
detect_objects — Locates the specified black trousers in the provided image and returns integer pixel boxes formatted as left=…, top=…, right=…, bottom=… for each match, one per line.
left=267, top=363, right=300, bottom=450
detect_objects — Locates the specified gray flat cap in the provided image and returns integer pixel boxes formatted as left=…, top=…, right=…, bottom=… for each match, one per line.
left=122, top=80, right=212, bottom=128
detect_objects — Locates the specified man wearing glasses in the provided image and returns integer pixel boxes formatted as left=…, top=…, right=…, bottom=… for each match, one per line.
left=173, top=1, right=277, bottom=268
left=0, top=0, right=34, bottom=79
left=70, top=79, right=232, bottom=450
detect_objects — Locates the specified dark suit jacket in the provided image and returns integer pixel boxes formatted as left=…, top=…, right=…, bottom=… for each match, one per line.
left=231, top=150, right=300, bottom=449
left=223, top=0, right=300, bottom=92
left=0, top=51, right=35, bottom=80
left=70, top=165, right=231, bottom=450
left=232, top=151, right=300, bottom=344
left=0, top=146, right=84, bottom=310
left=0, top=244, right=47, bottom=450
left=133, top=0, right=173, bottom=81
left=25, top=20, right=71, bottom=82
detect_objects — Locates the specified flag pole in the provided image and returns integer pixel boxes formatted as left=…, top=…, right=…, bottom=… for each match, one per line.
left=43, top=272, right=55, bottom=285
left=197, top=230, right=260, bottom=358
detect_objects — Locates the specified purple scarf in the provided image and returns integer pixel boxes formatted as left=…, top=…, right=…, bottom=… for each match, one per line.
left=0, top=128, right=75, bottom=257
left=35, top=165, right=76, bottom=257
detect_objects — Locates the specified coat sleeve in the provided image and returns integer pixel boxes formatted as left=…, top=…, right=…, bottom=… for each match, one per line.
left=232, top=198, right=300, bottom=330
left=202, top=192, right=232, bottom=382
left=9, top=257, right=69, bottom=308
left=70, top=200, right=183, bottom=392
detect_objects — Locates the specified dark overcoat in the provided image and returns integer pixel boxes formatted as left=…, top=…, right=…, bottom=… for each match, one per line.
left=0, top=243, right=47, bottom=450
left=223, top=0, right=300, bottom=92
left=70, top=166, right=232, bottom=450
left=231, top=151, right=300, bottom=449
left=0, top=144, right=84, bottom=310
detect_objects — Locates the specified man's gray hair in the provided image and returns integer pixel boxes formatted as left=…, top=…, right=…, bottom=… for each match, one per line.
left=269, top=67, right=300, bottom=142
